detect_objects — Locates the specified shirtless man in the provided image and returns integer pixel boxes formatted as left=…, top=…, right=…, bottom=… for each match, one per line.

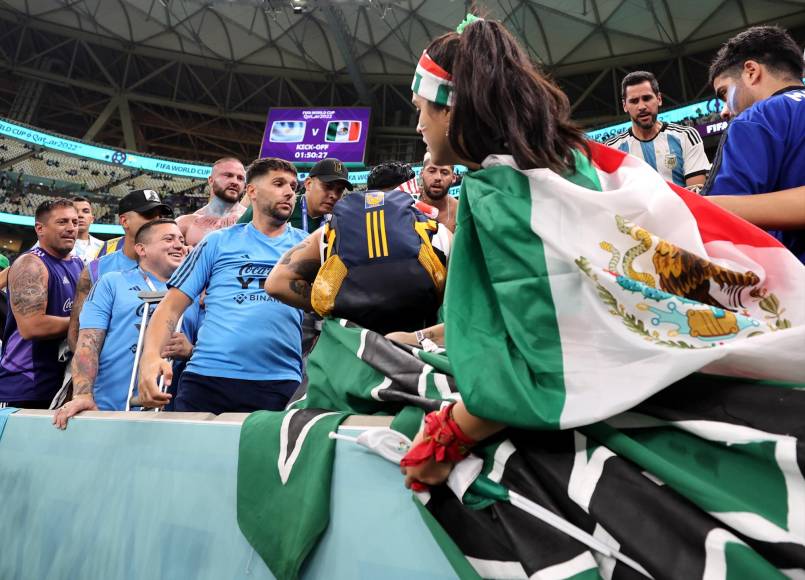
left=420, top=152, right=458, bottom=232
left=177, top=157, right=247, bottom=247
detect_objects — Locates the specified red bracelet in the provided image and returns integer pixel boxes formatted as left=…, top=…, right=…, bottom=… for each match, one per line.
left=400, top=403, right=476, bottom=469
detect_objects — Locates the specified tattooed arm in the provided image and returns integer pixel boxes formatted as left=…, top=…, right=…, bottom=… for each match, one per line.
left=265, top=230, right=322, bottom=311
left=52, top=328, right=105, bottom=429
left=70, top=328, right=106, bottom=397
left=67, top=267, right=92, bottom=351
left=137, top=288, right=192, bottom=408
left=8, top=254, right=69, bottom=340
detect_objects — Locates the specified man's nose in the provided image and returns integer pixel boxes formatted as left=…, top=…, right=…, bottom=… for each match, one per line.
left=720, top=103, right=732, bottom=120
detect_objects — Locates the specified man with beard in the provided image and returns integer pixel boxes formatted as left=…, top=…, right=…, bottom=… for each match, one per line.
left=237, top=157, right=352, bottom=233
left=606, top=71, right=710, bottom=190
left=0, top=199, right=84, bottom=408
left=137, top=158, right=308, bottom=413
left=177, top=157, right=247, bottom=247
left=420, top=152, right=458, bottom=232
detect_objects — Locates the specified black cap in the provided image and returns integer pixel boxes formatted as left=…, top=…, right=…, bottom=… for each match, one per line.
left=308, top=158, right=353, bottom=190
left=118, top=189, right=174, bottom=217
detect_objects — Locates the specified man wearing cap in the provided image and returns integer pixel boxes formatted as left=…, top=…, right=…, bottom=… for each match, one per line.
left=237, top=157, right=353, bottom=233
left=67, top=189, right=173, bottom=352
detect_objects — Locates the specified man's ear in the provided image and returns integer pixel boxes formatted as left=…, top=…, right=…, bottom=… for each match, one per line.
left=622, top=99, right=628, bottom=114
left=743, top=60, right=762, bottom=85
left=134, top=242, right=146, bottom=260
left=657, top=92, right=663, bottom=107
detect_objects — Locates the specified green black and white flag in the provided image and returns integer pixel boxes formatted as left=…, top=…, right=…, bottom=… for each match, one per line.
left=237, top=142, right=805, bottom=579
left=238, top=321, right=804, bottom=579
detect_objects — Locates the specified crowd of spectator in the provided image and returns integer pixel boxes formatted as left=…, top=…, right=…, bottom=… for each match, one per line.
left=0, top=23, right=802, bottom=420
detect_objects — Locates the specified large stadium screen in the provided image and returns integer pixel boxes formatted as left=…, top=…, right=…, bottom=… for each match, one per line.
left=259, top=107, right=371, bottom=165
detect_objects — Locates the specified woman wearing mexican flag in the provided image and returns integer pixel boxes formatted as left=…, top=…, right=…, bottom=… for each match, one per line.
left=241, top=15, right=805, bottom=580
left=397, top=14, right=805, bottom=577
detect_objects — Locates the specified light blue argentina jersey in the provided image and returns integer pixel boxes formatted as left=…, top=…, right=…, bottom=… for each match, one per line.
left=168, top=223, right=308, bottom=382
left=80, top=267, right=168, bottom=410
left=88, top=250, right=138, bottom=285
left=605, top=122, right=710, bottom=187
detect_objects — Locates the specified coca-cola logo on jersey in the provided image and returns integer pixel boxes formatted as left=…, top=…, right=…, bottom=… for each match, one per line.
left=63, top=298, right=73, bottom=313
left=237, top=262, right=273, bottom=290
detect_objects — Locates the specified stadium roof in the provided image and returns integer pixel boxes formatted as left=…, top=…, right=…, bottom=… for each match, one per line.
left=6, top=0, right=805, bottom=77
left=1, top=1, right=803, bottom=162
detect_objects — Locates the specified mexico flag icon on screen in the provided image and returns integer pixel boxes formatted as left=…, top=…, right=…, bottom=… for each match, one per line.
left=326, top=120, right=362, bottom=143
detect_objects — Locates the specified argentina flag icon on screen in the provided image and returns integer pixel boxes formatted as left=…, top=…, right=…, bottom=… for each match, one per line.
left=270, top=121, right=306, bottom=143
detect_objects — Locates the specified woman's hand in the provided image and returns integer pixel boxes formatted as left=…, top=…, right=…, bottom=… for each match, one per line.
left=401, top=430, right=455, bottom=489
left=400, top=402, right=505, bottom=490
left=385, top=331, right=419, bottom=346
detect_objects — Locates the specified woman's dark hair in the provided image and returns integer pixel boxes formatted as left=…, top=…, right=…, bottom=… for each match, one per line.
left=425, top=20, right=588, bottom=173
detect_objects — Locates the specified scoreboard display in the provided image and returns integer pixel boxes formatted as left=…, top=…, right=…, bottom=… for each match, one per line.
left=260, top=107, right=371, bottom=165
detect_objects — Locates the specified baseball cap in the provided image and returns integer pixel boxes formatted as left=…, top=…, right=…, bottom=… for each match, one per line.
left=118, top=189, right=173, bottom=217
left=308, top=158, right=353, bottom=190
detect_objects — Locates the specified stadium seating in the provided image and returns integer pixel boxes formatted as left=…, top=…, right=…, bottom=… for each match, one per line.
left=0, top=132, right=208, bottom=222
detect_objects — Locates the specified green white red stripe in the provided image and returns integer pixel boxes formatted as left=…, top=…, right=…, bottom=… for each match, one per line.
left=411, top=50, right=454, bottom=107
left=446, top=141, right=805, bottom=429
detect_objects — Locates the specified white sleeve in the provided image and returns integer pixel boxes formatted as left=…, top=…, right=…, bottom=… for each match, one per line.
left=432, top=224, right=451, bottom=259
left=683, top=130, right=711, bottom=178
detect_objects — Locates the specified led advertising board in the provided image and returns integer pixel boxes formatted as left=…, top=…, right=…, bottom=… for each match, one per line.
left=0, top=119, right=211, bottom=179
left=259, top=107, right=371, bottom=165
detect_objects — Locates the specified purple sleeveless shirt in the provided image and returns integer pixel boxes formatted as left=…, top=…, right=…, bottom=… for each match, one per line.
left=0, top=247, right=83, bottom=403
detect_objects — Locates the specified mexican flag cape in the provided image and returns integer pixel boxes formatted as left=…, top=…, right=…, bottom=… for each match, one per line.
left=237, top=142, right=805, bottom=579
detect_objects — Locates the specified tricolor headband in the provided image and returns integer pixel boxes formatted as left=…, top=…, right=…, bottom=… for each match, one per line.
left=411, top=50, right=454, bottom=107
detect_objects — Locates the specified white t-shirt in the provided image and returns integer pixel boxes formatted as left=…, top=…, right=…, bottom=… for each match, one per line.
left=605, top=122, right=710, bottom=187
left=72, top=236, right=104, bottom=264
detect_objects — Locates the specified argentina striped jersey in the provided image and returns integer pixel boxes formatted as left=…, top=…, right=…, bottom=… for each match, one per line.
left=605, top=122, right=710, bottom=187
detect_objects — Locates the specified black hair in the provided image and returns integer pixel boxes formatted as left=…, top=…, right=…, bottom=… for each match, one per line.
left=621, top=71, right=660, bottom=100
left=35, top=198, right=74, bottom=222
left=71, top=196, right=91, bottom=204
left=367, top=162, right=415, bottom=190
left=246, top=157, right=297, bottom=183
left=134, top=218, right=178, bottom=245
left=709, top=25, right=804, bottom=84
left=425, top=20, right=588, bottom=173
